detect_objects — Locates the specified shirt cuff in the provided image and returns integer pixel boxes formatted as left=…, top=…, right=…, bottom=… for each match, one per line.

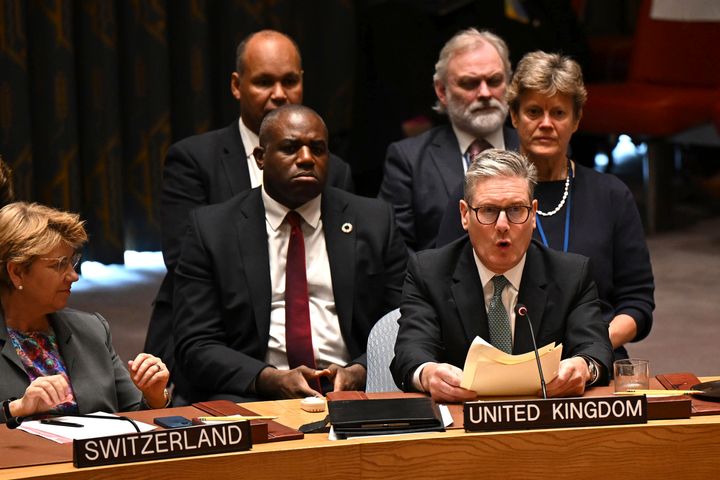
left=576, top=355, right=601, bottom=386
left=412, top=362, right=435, bottom=391
left=143, top=389, right=171, bottom=409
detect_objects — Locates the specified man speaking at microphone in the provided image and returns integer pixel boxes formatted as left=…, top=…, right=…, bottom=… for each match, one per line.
left=391, top=149, right=612, bottom=403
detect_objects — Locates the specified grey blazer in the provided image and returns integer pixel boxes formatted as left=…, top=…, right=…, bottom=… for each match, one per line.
left=0, top=309, right=143, bottom=422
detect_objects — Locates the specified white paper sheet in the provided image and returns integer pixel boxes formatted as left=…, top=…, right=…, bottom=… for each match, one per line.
left=18, top=411, right=156, bottom=444
left=460, top=337, right=563, bottom=396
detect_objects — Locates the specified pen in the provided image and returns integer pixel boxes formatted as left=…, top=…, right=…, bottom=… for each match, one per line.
left=614, top=389, right=704, bottom=396
left=197, top=415, right=278, bottom=422
left=41, top=419, right=84, bottom=428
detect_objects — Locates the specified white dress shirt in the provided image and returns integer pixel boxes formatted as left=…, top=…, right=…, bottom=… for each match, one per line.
left=261, top=188, right=351, bottom=370
left=472, top=251, right=527, bottom=342
left=412, top=253, right=527, bottom=390
left=239, top=117, right=263, bottom=188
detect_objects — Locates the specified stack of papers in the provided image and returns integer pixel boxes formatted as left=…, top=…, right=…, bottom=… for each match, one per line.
left=460, top=337, right=563, bottom=396
left=18, top=412, right=156, bottom=444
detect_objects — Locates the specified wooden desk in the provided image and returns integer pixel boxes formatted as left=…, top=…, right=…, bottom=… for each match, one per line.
left=2, top=398, right=720, bottom=480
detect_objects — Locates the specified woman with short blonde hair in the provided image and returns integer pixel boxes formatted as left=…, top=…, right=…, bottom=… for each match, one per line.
left=0, top=202, right=170, bottom=423
left=506, top=50, right=587, bottom=119
left=0, top=202, right=87, bottom=290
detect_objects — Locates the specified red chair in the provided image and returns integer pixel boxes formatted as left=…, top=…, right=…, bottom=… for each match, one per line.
left=580, top=0, right=720, bottom=232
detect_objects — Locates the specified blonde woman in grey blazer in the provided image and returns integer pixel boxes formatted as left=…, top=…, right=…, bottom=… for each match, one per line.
left=0, top=203, right=169, bottom=424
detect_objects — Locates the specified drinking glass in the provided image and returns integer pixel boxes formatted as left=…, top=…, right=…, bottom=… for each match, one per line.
left=613, top=359, right=650, bottom=392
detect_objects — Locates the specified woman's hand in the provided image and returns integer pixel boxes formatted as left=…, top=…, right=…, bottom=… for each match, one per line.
left=11, top=374, right=72, bottom=417
left=128, top=353, right=169, bottom=409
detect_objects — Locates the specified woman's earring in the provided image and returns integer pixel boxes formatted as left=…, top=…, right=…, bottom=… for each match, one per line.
left=17, top=285, right=23, bottom=291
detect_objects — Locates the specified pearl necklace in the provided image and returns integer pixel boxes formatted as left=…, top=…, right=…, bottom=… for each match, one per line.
left=537, top=160, right=571, bottom=217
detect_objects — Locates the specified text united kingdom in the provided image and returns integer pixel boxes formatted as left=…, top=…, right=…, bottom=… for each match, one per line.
left=464, top=396, right=647, bottom=432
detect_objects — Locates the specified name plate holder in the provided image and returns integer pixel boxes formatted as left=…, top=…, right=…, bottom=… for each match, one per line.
left=464, top=395, right=647, bottom=432
left=73, top=421, right=252, bottom=468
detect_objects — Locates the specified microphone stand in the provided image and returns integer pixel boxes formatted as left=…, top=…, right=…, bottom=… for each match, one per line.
left=516, top=304, right=547, bottom=399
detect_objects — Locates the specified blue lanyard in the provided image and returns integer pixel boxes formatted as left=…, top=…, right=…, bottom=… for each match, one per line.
left=536, top=160, right=573, bottom=253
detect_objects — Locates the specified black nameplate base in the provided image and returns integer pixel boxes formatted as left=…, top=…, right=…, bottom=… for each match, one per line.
left=464, top=395, right=647, bottom=432
left=73, top=421, right=252, bottom=468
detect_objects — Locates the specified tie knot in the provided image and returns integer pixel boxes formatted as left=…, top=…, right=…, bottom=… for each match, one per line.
left=285, top=211, right=303, bottom=228
left=492, top=275, right=509, bottom=297
left=467, top=138, right=492, bottom=163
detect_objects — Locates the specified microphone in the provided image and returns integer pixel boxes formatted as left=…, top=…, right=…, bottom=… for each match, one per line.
left=6, top=412, right=141, bottom=432
left=515, top=303, right=547, bottom=399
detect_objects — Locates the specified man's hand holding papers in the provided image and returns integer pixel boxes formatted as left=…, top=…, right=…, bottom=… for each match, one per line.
left=420, top=363, right=478, bottom=404
left=460, top=337, right=563, bottom=396
left=545, top=356, right=592, bottom=397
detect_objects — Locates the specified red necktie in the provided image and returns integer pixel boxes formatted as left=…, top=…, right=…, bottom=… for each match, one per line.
left=284, top=211, right=321, bottom=390
left=466, top=138, right=493, bottom=167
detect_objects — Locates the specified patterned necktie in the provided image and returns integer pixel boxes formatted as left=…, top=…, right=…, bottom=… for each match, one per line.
left=284, top=212, right=321, bottom=390
left=465, top=138, right=493, bottom=167
left=488, top=275, right=513, bottom=353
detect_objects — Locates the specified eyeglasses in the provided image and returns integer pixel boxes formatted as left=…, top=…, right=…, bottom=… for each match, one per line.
left=39, top=252, right=82, bottom=274
left=467, top=204, right=533, bottom=225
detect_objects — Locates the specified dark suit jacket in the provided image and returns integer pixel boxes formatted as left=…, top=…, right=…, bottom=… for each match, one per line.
left=0, top=309, right=143, bottom=422
left=145, top=122, right=355, bottom=370
left=390, top=238, right=613, bottom=392
left=435, top=165, right=654, bottom=363
left=436, top=182, right=477, bottom=248
left=378, top=124, right=519, bottom=252
left=172, top=187, right=408, bottom=402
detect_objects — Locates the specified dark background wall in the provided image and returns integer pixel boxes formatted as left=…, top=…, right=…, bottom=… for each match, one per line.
left=0, top=0, right=629, bottom=262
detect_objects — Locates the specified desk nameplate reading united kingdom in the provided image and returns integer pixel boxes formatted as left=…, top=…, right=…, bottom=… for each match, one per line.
left=464, top=395, right=647, bottom=432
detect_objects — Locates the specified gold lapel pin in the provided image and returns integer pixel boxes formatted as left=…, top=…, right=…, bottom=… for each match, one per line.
left=341, top=222, right=353, bottom=233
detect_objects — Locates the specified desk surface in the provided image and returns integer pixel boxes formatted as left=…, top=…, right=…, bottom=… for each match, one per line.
left=3, top=383, right=720, bottom=480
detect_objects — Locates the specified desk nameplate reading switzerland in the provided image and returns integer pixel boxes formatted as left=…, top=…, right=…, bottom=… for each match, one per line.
left=464, top=395, right=647, bottom=432
left=72, top=421, right=251, bottom=468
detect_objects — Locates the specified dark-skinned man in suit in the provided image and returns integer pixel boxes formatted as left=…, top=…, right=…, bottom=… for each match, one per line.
left=173, top=105, right=406, bottom=402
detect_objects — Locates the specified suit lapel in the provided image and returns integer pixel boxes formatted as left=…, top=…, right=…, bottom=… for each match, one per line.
left=236, top=190, right=272, bottom=347
left=50, top=311, right=91, bottom=404
left=50, top=312, right=75, bottom=368
left=514, top=243, right=548, bottom=353
left=451, top=242, right=489, bottom=343
left=430, top=125, right=464, bottom=195
left=220, top=122, right=252, bottom=195
left=0, top=312, right=25, bottom=373
left=322, top=190, right=355, bottom=336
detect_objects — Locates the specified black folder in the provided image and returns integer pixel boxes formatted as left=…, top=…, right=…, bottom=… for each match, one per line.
left=328, top=397, right=445, bottom=438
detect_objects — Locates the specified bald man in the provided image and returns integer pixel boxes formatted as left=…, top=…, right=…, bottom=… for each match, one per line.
left=146, top=31, right=354, bottom=373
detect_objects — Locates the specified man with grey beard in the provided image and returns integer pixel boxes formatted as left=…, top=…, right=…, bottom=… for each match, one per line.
left=379, top=28, right=519, bottom=252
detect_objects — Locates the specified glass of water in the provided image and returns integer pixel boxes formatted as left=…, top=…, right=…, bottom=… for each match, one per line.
left=613, top=359, right=650, bottom=392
